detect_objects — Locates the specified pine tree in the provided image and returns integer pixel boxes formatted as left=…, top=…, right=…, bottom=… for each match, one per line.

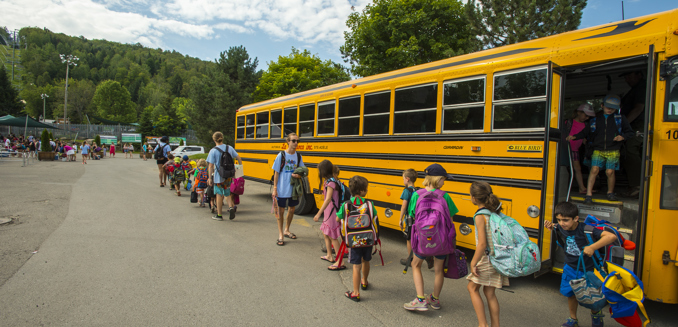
left=0, top=66, right=23, bottom=116
left=465, top=0, right=587, bottom=49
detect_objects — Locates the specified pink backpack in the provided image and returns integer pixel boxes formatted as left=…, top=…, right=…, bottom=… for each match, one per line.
left=230, top=177, right=245, bottom=195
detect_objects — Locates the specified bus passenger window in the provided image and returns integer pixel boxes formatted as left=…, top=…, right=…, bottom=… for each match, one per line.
left=443, top=78, right=485, bottom=132
left=245, top=114, right=255, bottom=138
left=270, top=110, right=282, bottom=138
left=317, top=101, right=335, bottom=135
left=256, top=111, right=269, bottom=139
left=661, top=166, right=678, bottom=210
left=394, top=83, right=437, bottom=134
left=237, top=116, right=245, bottom=139
left=667, top=74, right=678, bottom=122
left=283, top=107, right=297, bottom=136
left=363, top=91, right=391, bottom=135
left=299, top=104, right=315, bottom=137
left=493, top=68, right=547, bottom=130
left=338, top=96, right=360, bottom=136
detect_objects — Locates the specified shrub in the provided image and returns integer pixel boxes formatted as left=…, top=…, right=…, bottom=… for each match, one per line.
left=179, top=139, right=184, bottom=146
left=94, top=135, right=101, bottom=146
left=40, top=129, right=51, bottom=152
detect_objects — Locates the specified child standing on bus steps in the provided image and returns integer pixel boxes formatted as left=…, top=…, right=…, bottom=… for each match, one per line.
left=399, top=168, right=418, bottom=266
left=313, top=160, right=344, bottom=269
left=404, top=164, right=459, bottom=311
left=544, top=202, right=617, bottom=327
left=337, top=175, right=378, bottom=302
left=467, top=181, right=508, bottom=327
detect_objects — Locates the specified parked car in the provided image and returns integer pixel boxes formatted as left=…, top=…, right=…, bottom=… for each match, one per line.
left=170, top=145, right=205, bottom=157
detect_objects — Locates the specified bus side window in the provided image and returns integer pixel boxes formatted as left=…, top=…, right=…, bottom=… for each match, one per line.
left=338, top=96, right=360, bottom=136
left=245, top=114, right=255, bottom=138
left=363, top=91, right=391, bottom=135
left=256, top=111, right=269, bottom=139
left=666, top=74, right=678, bottom=121
left=237, top=116, right=245, bottom=139
left=270, top=110, right=282, bottom=138
left=299, top=104, right=315, bottom=137
left=283, top=106, right=297, bottom=136
left=443, top=77, right=485, bottom=132
left=661, top=166, right=678, bottom=210
left=394, top=83, right=437, bottom=134
left=493, top=68, right=547, bottom=131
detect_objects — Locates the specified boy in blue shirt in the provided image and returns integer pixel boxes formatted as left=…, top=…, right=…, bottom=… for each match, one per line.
left=544, top=202, right=617, bottom=327
left=337, top=175, right=378, bottom=302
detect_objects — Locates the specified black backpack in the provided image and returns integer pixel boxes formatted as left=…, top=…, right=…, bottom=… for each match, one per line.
left=155, top=143, right=167, bottom=159
left=269, top=151, right=301, bottom=184
left=213, top=145, right=236, bottom=180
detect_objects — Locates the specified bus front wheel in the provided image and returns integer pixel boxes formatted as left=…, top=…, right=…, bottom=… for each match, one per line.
left=294, top=193, right=316, bottom=215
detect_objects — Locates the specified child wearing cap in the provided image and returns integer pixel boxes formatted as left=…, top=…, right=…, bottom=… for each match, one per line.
left=563, top=103, right=596, bottom=194
left=403, top=163, right=459, bottom=312
left=172, top=156, right=183, bottom=196
left=567, top=94, right=634, bottom=203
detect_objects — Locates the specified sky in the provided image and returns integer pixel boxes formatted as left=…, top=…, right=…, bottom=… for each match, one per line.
left=1, top=0, right=676, bottom=71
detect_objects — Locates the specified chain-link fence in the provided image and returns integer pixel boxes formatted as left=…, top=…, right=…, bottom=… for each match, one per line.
left=0, top=124, right=199, bottom=144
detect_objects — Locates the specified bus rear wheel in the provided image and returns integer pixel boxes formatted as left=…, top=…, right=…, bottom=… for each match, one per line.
left=294, top=193, right=316, bottom=215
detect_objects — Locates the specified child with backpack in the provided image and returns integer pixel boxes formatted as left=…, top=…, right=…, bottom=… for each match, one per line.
left=544, top=202, right=617, bottom=327
left=404, top=164, right=458, bottom=311
left=192, top=159, right=209, bottom=207
left=399, top=168, right=419, bottom=267
left=313, top=160, right=346, bottom=270
left=181, top=155, right=192, bottom=190
left=566, top=94, right=634, bottom=203
left=337, top=175, right=378, bottom=302
left=467, top=181, right=508, bottom=327
left=172, top=157, right=185, bottom=196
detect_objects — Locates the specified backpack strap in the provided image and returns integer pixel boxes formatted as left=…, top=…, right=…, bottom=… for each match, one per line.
left=278, top=151, right=286, bottom=172
left=614, top=113, right=622, bottom=135
left=584, top=225, right=605, bottom=269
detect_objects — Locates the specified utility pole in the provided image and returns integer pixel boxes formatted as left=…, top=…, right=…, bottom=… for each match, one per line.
left=622, top=1, right=625, bottom=20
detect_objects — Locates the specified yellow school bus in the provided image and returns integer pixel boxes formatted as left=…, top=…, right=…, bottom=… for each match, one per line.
left=235, top=8, right=678, bottom=303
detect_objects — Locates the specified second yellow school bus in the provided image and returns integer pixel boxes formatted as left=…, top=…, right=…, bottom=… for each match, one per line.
left=235, top=9, right=678, bottom=304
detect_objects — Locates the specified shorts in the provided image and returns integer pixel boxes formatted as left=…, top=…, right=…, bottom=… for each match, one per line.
left=414, top=252, right=447, bottom=260
left=571, top=150, right=580, bottom=162
left=157, top=158, right=168, bottom=165
left=591, top=150, right=620, bottom=170
left=195, top=188, right=205, bottom=194
left=349, top=247, right=373, bottom=265
left=276, top=197, right=299, bottom=208
left=215, top=184, right=231, bottom=196
left=560, top=264, right=586, bottom=297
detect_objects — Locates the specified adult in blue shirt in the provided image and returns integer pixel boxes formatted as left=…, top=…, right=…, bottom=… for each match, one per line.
left=272, top=132, right=304, bottom=246
left=207, top=131, right=241, bottom=221
left=154, top=136, right=172, bottom=187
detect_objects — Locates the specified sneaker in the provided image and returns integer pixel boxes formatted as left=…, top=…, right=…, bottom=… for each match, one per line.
left=212, top=215, right=223, bottom=221
left=607, top=193, right=618, bottom=201
left=426, top=294, right=440, bottom=310
left=403, top=297, right=428, bottom=311
left=561, top=318, right=579, bottom=327
left=591, top=311, right=604, bottom=327
left=228, top=207, right=236, bottom=220
left=584, top=196, right=593, bottom=204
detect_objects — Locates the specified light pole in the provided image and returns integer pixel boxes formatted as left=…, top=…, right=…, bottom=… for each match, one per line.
left=60, top=54, right=78, bottom=127
left=41, top=93, right=49, bottom=121
left=11, top=29, right=17, bottom=81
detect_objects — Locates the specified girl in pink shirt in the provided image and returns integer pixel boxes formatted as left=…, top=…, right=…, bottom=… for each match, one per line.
left=313, top=160, right=344, bottom=270
left=567, top=103, right=595, bottom=193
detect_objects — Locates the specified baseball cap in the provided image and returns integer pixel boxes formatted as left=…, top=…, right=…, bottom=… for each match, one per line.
left=602, top=94, right=621, bottom=110
left=424, top=163, right=450, bottom=179
left=182, top=155, right=189, bottom=161
left=174, top=157, right=181, bottom=163
left=577, top=103, right=595, bottom=117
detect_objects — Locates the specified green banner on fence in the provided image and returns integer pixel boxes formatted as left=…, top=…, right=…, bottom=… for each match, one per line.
left=121, top=133, right=142, bottom=143
left=99, top=135, right=117, bottom=144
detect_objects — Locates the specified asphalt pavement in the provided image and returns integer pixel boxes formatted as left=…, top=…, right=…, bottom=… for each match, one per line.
left=0, top=156, right=675, bottom=326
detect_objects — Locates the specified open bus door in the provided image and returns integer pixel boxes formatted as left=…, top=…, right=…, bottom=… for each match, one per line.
left=536, top=62, right=566, bottom=275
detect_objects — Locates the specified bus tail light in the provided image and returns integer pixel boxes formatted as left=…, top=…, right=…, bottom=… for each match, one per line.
left=472, top=146, right=481, bottom=152
left=384, top=208, right=393, bottom=218
left=527, top=205, right=540, bottom=218
left=459, top=223, right=472, bottom=235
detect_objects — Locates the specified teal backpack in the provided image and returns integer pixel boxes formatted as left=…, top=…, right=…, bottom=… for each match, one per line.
left=475, top=208, right=541, bottom=277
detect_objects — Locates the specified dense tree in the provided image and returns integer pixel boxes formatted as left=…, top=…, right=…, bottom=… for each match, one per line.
left=49, top=79, right=96, bottom=123
left=91, top=80, right=136, bottom=123
left=253, top=48, right=351, bottom=102
left=138, top=106, right=154, bottom=137
left=190, top=46, right=261, bottom=145
left=340, top=0, right=476, bottom=77
left=0, top=66, right=23, bottom=116
left=19, top=83, right=56, bottom=119
left=465, top=0, right=587, bottom=49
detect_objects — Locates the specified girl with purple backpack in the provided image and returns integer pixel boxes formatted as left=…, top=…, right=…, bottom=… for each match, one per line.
left=403, top=164, right=458, bottom=312
left=467, top=181, right=508, bottom=327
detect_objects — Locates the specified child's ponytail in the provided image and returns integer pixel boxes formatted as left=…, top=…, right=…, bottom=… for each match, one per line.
left=470, top=181, right=502, bottom=213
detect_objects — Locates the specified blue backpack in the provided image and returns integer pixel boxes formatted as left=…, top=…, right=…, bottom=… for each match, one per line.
left=475, top=208, right=541, bottom=277
left=326, top=177, right=350, bottom=215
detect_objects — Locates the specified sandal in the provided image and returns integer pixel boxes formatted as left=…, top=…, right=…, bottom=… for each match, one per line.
left=277, top=239, right=285, bottom=246
left=284, top=232, right=297, bottom=239
left=321, top=256, right=335, bottom=263
left=328, top=265, right=346, bottom=271
left=345, top=291, right=360, bottom=302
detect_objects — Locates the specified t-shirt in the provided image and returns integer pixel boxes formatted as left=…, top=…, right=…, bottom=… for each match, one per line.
left=323, top=179, right=341, bottom=219
left=272, top=151, right=305, bottom=198
left=555, top=222, right=604, bottom=271
left=81, top=145, right=90, bottom=154
left=400, top=186, right=416, bottom=208
left=407, top=189, right=459, bottom=218
left=206, top=144, right=239, bottom=184
left=569, top=120, right=585, bottom=152
left=64, top=145, right=73, bottom=152
left=336, top=196, right=378, bottom=220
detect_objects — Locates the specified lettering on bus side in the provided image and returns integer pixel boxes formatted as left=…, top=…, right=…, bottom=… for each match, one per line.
left=443, top=146, right=464, bottom=150
left=507, top=145, right=543, bottom=153
left=314, top=146, right=328, bottom=150
left=281, top=144, right=288, bottom=150
left=305, top=145, right=313, bottom=150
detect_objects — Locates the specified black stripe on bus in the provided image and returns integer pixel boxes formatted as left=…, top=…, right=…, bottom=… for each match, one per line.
left=236, top=150, right=542, bottom=168
left=243, top=175, right=271, bottom=184
left=236, top=131, right=545, bottom=143
left=240, top=47, right=545, bottom=111
left=241, top=157, right=268, bottom=163
left=525, top=228, right=540, bottom=239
